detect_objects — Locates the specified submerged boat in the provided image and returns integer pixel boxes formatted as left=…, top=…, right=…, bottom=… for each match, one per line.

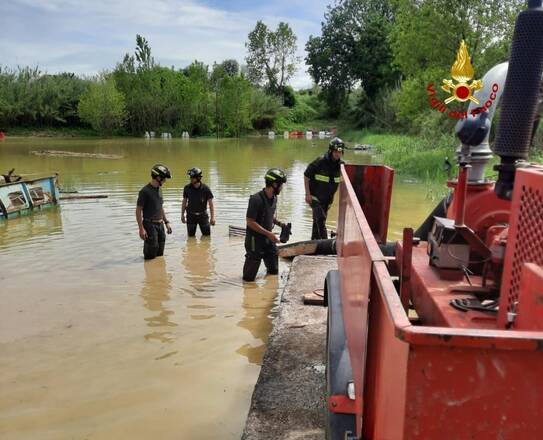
left=0, top=175, right=60, bottom=220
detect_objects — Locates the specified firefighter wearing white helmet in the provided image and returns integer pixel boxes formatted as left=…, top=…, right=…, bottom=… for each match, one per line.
left=136, top=164, right=173, bottom=260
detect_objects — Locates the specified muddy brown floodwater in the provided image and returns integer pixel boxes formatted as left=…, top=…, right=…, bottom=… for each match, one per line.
left=0, top=137, right=438, bottom=439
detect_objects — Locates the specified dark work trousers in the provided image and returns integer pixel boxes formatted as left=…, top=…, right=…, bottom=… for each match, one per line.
left=242, top=235, right=278, bottom=281
left=143, top=221, right=166, bottom=260
left=311, top=201, right=329, bottom=240
left=187, top=212, right=211, bottom=237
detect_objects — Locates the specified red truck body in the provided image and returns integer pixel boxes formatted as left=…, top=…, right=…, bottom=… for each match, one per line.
left=332, top=163, right=543, bottom=439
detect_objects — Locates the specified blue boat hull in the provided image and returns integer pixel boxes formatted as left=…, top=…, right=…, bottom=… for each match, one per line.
left=0, top=175, right=60, bottom=220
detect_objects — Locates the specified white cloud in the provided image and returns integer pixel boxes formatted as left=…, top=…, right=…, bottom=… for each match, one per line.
left=2, top=0, right=326, bottom=88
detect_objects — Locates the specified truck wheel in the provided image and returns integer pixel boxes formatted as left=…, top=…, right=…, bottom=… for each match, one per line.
left=324, top=270, right=356, bottom=440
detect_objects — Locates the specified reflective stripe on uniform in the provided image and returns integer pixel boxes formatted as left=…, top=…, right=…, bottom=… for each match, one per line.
left=314, top=174, right=329, bottom=182
left=334, top=176, right=341, bottom=183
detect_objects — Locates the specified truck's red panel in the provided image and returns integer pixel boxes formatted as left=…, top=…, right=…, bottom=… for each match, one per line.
left=335, top=164, right=543, bottom=439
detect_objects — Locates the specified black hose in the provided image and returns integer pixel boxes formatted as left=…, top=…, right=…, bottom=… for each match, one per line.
left=494, top=2, right=543, bottom=199
left=315, top=239, right=336, bottom=255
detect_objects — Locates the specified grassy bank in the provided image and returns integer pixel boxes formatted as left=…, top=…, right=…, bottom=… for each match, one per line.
left=273, top=116, right=457, bottom=184
left=355, top=132, right=456, bottom=181
left=342, top=129, right=543, bottom=182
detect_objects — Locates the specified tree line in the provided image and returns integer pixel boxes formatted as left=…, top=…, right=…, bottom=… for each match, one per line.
left=0, top=23, right=300, bottom=136
left=0, top=0, right=527, bottom=138
left=305, top=0, right=524, bottom=136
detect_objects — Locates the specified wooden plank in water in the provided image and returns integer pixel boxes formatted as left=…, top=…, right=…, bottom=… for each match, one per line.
left=229, top=225, right=246, bottom=236
left=60, top=195, right=108, bottom=200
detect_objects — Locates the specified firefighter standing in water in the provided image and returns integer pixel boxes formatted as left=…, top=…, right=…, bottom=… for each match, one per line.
left=304, top=137, right=345, bottom=239
left=136, top=164, right=173, bottom=260
left=243, top=168, right=288, bottom=282
left=182, top=167, right=215, bottom=237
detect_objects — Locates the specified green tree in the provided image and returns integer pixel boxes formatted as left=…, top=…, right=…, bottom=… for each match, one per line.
left=389, top=0, right=523, bottom=77
left=78, top=77, right=126, bottom=134
left=389, top=0, right=523, bottom=132
left=282, top=85, right=296, bottom=108
left=245, top=21, right=299, bottom=94
left=181, top=61, right=212, bottom=134
left=221, top=59, right=240, bottom=77
left=218, top=75, right=252, bottom=137
left=135, top=34, right=155, bottom=71
left=210, top=60, right=252, bottom=136
left=250, top=89, right=284, bottom=129
left=306, top=0, right=398, bottom=117
left=0, top=66, right=89, bottom=128
left=0, top=33, right=287, bottom=137
left=113, top=35, right=185, bottom=135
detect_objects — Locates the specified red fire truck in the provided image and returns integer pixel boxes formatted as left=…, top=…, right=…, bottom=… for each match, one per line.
left=324, top=2, right=543, bottom=439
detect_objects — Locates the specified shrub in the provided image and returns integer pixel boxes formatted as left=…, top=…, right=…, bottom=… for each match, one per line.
left=282, top=86, right=296, bottom=107
left=78, top=77, right=126, bottom=135
left=250, top=89, right=284, bottom=129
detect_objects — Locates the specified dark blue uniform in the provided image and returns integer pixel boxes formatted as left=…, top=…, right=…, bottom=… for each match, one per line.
left=137, top=183, right=166, bottom=259
left=183, top=183, right=213, bottom=237
left=242, top=189, right=278, bottom=281
left=304, top=153, right=343, bottom=239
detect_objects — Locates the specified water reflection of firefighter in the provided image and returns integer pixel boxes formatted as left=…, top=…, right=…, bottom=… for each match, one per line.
left=140, top=257, right=176, bottom=343
left=182, top=238, right=216, bottom=294
left=304, top=138, right=345, bottom=240
left=236, top=278, right=278, bottom=365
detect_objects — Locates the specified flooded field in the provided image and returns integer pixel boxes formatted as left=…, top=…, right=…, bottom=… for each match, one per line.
left=0, top=137, right=437, bottom=439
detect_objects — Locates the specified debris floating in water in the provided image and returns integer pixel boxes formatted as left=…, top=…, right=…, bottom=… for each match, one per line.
left=60, top=194, right=108, bottom=200
left=228, top=225, right=246, bottom=237
left=31, top=150, right=123, bottom=160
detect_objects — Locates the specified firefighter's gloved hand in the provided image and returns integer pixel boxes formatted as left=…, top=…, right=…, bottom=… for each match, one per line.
left=280, top=222, right=292, bottom=243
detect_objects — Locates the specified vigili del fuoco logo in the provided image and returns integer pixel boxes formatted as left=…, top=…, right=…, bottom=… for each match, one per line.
left=427, top=40, right=498, bottom=120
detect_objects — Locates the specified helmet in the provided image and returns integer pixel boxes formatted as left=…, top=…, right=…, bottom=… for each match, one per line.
left=151, top=164, right=171, bottom=179
left=265, top=168, right=287, bottom=185
left=329, top=137, right=345, bottom=152
left=187, top=167, right=203, bottom=179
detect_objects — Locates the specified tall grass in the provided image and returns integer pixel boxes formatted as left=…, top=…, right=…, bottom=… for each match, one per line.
left=354, top=130, right=542, bottom=182
left=357, top=132, right=456, bottom=181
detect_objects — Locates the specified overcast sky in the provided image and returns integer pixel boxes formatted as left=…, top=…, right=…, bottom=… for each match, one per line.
left=0, top=0, right=330, bottom=89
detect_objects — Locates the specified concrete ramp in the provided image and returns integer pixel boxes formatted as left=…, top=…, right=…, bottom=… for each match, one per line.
left=242, top=255, right=337, bottom=440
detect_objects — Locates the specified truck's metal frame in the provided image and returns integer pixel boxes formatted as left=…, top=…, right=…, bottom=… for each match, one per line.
left=325, top=164, right=543, bottom=440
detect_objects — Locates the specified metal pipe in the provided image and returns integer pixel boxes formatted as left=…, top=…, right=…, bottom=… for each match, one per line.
left=456, top=62, right=543, bottom=184
left=400, top=228, right=413, bottom=313
left=454, top=165, right=470, bottom=226
left=455, top=62, right=508, bottom=182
